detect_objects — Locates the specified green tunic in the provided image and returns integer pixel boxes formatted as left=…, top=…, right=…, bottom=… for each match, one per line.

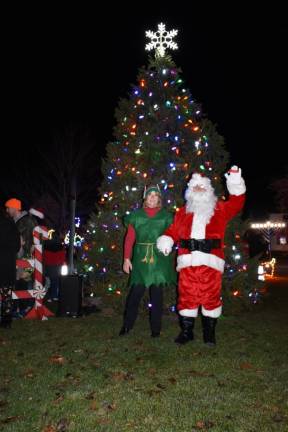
left=124, top=208, right=177, bottom=288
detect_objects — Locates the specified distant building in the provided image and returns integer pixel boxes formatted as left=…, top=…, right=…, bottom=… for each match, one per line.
left=270, top=213, right=288, bottom=253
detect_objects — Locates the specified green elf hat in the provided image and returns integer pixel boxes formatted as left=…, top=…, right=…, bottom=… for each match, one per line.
left=143, top=184, right=162, bottom=199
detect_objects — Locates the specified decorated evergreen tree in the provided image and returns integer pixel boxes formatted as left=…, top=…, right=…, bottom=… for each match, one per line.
left=82, top=23, right=259, bottom=307
left=223, top=216, right=263, bottom=309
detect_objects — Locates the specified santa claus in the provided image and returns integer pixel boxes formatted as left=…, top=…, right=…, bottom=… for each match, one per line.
left=157, top=166, right=246, bottom=346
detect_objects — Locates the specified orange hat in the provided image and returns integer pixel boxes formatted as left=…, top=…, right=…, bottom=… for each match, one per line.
left=5, top=198, right=22, bottom=210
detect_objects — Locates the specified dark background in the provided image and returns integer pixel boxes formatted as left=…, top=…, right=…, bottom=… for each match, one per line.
left=2, top=6, right=287, bottom=219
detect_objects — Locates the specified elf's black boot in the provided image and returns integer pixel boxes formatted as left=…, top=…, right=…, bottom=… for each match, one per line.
left=202, top=316, right=217, bottom=346
left=119, top=326, right=131, bottom=336
left=174, top=316, right=195, bottom=345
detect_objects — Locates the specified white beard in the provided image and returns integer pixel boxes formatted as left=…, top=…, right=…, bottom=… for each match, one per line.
left=185, top=188, right=217, bottom=226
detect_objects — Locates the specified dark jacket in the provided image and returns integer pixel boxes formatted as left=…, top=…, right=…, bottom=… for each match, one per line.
left=15, top=212, right=37, bottom=256
left=0, top=212, right=21, bottom=286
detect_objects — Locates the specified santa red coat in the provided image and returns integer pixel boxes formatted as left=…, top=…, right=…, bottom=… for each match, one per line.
left=162, top=194, right=245, bottom=317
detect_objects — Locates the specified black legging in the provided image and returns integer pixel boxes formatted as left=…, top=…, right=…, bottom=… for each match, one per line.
left=123, top=284, right=163, bottom=333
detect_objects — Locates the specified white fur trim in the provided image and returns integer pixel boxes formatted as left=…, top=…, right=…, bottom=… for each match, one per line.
left=29, top=208, right=44, bottom=219
left=176, top=251, right=225, bottom=273
left=226, top=177, right=246, bottom=196
left=156, top=235, right=174, bottom=255
left=202, top=305, right=222, bottom=318
left=191, top=213, right=206, bottom=239
left=187, top=174, right=211, bottom=190
left=179, top=308, right=199, bottom=317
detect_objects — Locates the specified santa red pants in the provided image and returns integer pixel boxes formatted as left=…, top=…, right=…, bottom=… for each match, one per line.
left=178, top=265, right=222, bottom=318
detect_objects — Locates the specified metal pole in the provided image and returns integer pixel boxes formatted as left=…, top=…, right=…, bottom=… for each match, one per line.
left=68, top=176, right=76, bottom=275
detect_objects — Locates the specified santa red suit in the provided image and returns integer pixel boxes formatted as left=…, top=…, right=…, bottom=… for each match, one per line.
left=157, top=166, right=246, bottom=345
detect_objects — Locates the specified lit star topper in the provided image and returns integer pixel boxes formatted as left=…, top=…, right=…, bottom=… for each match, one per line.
left=145, top=23, right=178, bottom=58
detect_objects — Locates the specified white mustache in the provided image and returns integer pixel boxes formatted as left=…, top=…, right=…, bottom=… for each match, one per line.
left=185, top=189, right=211, bottom=203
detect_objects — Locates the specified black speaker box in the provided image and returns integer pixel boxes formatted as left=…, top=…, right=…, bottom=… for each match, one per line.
left=58, top=275, right=83, bottom=317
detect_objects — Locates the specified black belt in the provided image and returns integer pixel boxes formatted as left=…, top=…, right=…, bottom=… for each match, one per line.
left=179, top=238, right=221, bottom=253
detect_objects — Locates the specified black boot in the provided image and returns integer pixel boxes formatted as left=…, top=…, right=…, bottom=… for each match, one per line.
left=174, top=316, right=195, bottom=344
left=119, top=326, right=131, bottom=336
left=202, top=316, right=217, bottom=346
left=149, top=285, right=163, bottom=338
left=0, top=320, right=12, bottom=329
left=151, top=331, right=160, bottom=338
left=119, top=285, right=145, bottom=336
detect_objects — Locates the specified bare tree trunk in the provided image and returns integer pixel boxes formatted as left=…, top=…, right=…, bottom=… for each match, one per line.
left=60, top=180, right=67, bottom=233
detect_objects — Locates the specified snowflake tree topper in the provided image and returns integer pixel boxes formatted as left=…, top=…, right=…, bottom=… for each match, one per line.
left=145, top=23, right=178, bottom=58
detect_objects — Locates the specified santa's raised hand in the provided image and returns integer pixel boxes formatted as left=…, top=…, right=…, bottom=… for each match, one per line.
left=225, top=166, right=246, bottom=196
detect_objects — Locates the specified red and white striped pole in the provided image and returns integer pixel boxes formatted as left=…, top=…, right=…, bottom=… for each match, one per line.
left=25, top=225, right=54, bottom=320
left=34, top=225, right=47, bottom=291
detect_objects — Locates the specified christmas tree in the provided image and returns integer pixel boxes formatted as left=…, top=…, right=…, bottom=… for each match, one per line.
left=83, top=23, right=258, bottom=307
left=223, top=216, right=264, bottom=309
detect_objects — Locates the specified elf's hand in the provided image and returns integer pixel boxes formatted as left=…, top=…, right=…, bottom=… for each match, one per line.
left=123, top=258, right=132, bottom=274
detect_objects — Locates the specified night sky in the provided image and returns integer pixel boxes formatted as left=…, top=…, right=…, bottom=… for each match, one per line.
left=3, top=7, right=287, bottom=219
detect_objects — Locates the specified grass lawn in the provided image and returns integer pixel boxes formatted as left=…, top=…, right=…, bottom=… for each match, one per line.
left=0, top=280, right=288, bottom=431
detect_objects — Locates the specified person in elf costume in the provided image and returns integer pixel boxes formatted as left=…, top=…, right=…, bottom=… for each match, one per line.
left=157, top=166, right=246, bottom=346
left=119, top=185, right=176, bottom=337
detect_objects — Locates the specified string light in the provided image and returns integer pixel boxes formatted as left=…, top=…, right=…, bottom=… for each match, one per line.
left=262, top=258, right=276, bottom=278
left=84, top=56, right=251, bottom=304
left=251, top=221, right=286, bottom=229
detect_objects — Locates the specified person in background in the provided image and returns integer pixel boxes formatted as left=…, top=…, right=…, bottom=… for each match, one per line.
left=5, top=199, right=37, bottom=317
left=0, top=208, right=21, bottom=328
left=5, top=199, right=37, bottom=258
left=43, top=230, right=66, bottom=301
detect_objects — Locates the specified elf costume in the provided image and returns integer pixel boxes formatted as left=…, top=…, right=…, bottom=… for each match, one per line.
left=120, top=186, right=176, bottom=337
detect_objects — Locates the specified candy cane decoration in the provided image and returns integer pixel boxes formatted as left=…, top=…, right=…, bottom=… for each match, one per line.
left=24, top=225, right=54, bottom=320
left=9, top=236, right=55, bottom=320
left=33, top=225, right=48, bottom=290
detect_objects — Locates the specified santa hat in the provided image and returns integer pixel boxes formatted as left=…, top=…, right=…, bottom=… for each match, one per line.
left=5, top=198, right=22, bottom=210
left=187, top=173, right=212, bottom=190
left=29, top=207, right=44, bottom=219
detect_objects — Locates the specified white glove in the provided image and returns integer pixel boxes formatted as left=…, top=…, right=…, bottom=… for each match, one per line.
left=225, top=166, right=246, bottom=196
left=156, top=235, right=174, bottom=256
